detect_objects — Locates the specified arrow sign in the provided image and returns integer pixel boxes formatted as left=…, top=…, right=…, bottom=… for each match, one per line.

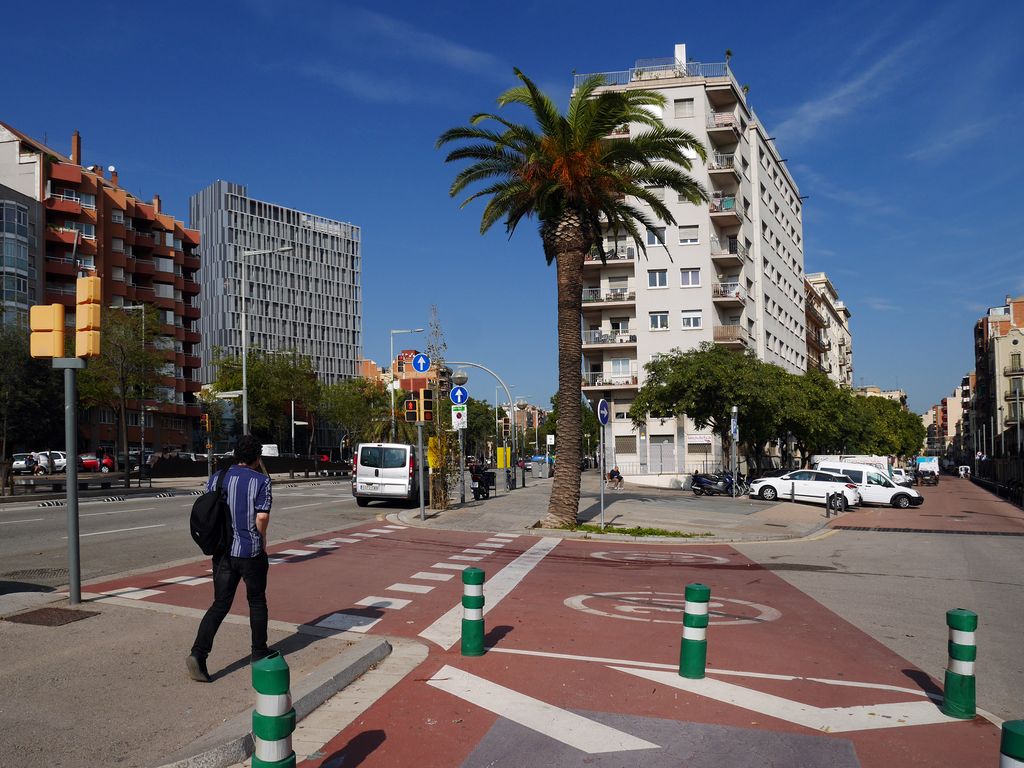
left=450, top=385, right=468, bottom=404
left=597, top=399, right=610, bottom=426
left=411, top=353, right=431, bottom=373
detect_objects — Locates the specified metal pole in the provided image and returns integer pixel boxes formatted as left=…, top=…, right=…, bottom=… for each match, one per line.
left=139, top=304, right=145, bottom=488
left=730, top=405, right=738, bottom=498
left=417, top=422, right=425, bottom=520
left=599, top=422, right=605, bottom=531
left=389, top=332, right=396, bottom=442
left=459, top=427, right=466, bottom=503
left=291, top=400, right=295, bottom=455
left=64, top=366, right=81, bottom=605
left=991, top=415, right=995, bottom=458
left=241, top=252, right=249, bottom=435
left=1017, top=391, right=1022, bottom=455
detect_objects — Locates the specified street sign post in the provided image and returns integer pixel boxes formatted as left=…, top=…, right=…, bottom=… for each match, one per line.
left=450, top=385, right=468, bottom=405
left=412, top=353, right=431, bottom=374
left=597, top=399, right=609, bottom=531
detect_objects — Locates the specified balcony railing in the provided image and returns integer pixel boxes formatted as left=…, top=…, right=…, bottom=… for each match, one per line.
left=708, top=153, right=736, bottom=171
left=709, top=236, right=749, bottom=261
left=582, top=287, right=636, bottom=303
left=1005, top=365, right=1024, bottom=376
left=582, top=370, right=639, bottom=387
left=583, top=329, right=637, bottom=345
left=713, top=325, right=752, bottom=344
left=709, top=196, right=745, bottom=218
left=574, top=59, right=738, bottom=91
left=586, top=245, right=635, bottom=263
left=712, top=283, right=746, bottom=301
left=706, top=111, right=739, bottom=130
left=1006, top=390, right=1024, bottom=401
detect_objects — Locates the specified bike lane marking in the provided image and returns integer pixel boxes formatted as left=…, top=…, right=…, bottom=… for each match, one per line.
left=418, top=537, right=560, bottom=650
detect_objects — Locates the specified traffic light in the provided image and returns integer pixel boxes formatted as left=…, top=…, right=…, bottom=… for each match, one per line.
left=421, top=388, right=434, bottom=422
left=75, top=276, right=102, bottom=358
left=502, top=417, right=511, bottom=438
left=437, top=366, right=452, bottom=395
left=200, top=414, right=210, bottom=432
left=404, top=396, right=419, bottom=422
left=29, top=303, right=65, bottom=358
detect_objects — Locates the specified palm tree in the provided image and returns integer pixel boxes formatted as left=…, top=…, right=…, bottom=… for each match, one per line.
left=437, top=69, right=708, bottom=527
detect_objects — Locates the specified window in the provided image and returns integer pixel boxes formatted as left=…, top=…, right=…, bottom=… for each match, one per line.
left=678, top=225, right=698, bottom=245
left=646, top=227, right=666, bottom=246
left=648, top=269, right=667, bottom=288
left=610, top=358, right=632, bottom=376
left=112, top=238, right=124, bottom=252
left=680, top=268, right=700, bottom=287
left=111, top=209, right=124, bottom=224
left=79, top=193, right=96, bottom=209
left=645, top=186, right=664, bottom=202
left=614, top=435, right=637, bottom=454
left=681, top=309, right=702, bottom=329
left=650, top=311, right=669, bottom=330
left=673, top=98, right=694, bottom=119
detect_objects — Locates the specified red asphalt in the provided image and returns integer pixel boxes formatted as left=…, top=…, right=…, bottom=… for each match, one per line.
left=88, top=521, right=1002, bottom=766
left=831, top=476, right=1024, bottom=534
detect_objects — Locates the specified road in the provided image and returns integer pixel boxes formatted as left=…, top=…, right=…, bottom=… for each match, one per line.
left=0, top=479, right=379, bottom=592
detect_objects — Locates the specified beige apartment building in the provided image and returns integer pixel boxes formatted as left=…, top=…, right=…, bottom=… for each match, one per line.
left=575, top=43, right=807, bottom=474
left=807, top=273, right=853, bottom=387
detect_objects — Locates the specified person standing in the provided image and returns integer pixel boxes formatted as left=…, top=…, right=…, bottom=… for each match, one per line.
left=186, top=434, right=273, bottom=683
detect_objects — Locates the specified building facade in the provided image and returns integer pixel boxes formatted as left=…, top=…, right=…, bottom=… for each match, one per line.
left=807, top=273, right=853, bottom=386
left=0, top=123, right=202, bottom=453
left=0, top=181, right=42, bottom=328
left=190, top=180, right=362, bottom=385
left=972, top=296, right=1024, bottom=457
left=574, top=43, right=808, bottom=472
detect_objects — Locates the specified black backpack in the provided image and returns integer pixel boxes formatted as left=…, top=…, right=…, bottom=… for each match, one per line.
left=190, top=468, right=232, bottom=556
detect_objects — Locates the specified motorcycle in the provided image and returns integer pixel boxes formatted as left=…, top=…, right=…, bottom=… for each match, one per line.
left=470, top=468, right=492, bottom=500
left=691, top=471, right=747, bottom=497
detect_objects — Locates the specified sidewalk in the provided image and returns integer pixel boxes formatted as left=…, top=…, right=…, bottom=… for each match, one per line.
left=396, top=470, right=832, bottom=541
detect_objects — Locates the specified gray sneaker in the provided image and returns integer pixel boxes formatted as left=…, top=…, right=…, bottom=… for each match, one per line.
left=186, top=654, right=212, bottom=683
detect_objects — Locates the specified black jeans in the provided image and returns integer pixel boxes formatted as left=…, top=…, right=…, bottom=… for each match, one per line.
left=191, top=551, right=269, bottom=659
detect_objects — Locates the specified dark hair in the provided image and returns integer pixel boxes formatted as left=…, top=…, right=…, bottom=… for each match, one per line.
left=234, top=434, right=262, bottom=465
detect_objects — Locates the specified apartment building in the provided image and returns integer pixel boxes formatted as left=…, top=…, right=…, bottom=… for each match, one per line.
left=807, top=273, right=852, bottom=387
left=972, top=296, right=1024, bottom=456
left=0, top=180, right=42, bottom=327
left=190, top=180, right=362, bottom=386
left=0, top=123, right=202, bottom=452
left=574, top=43, right=807, bottom=472
left=855, top=385, right=907, bottom=409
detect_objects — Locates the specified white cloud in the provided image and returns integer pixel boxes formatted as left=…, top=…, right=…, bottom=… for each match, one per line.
left=907, top=119, right=998, bottom=161
left=293, top=61, right=454, bottom=105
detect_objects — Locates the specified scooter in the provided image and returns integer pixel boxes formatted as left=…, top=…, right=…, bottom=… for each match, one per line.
left=470, top=468, right=492, bottom=500
left=691, top=472, right=733, bottom=496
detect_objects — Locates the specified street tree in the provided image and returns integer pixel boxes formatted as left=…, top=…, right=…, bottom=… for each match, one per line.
left=78, top=306, right=166, bottom=488
left=0, top=324, right=63, bottom=457
left=439, top=70, right=707, bottom=527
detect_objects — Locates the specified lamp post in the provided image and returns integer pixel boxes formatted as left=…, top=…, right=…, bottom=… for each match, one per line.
left=452, top=369, right=469, bottom=502
left=239, top=246, right=293, bottom=435
left=516, top=399, right=528, bottom=487
left=447, top=360, right=517, bottom=489
left=389, top=328, right=425, bottom=441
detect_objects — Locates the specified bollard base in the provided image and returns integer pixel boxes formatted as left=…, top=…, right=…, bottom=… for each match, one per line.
left=940, top=669, right=976, bottom=719
left=461, top=619, right=485, bottom=657
left=679, top=638, right=707, bottom=680
left=252, top=753, right=296, bottom=768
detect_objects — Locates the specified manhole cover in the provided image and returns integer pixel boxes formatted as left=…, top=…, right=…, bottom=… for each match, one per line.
left=2, top=568, right=69, bottom=581
left=3, top=607, right=98, bottom=626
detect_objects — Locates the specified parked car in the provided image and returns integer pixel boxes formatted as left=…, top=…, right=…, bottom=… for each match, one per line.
left=890, top=468, right=914, bottom=487
left=352, top=442, right=419, bottom=507
left=79, top=453, right=115, bottom=472
left=814, top=461, right=924, bottom=508
left=748, top=469, right=861, bottom=509
left=12, top=452, right=30, bottom=474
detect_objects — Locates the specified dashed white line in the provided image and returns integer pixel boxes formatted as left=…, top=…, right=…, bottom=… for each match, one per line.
left=383, top=525, right=407, bottom=530
left=474, top=543, right=505, bottom=549
left=351, top=533, right=378, bottom=538
left=68, top=524, right=165, bottom=538
left=449, top=555, right=484, bottom=562
left=387, top=583, right=435, bottom=594
left=367, top=528, right=395, bottom=534
left=330, top=537, right=361, bottom=544
left=101, top=587, right=164, bottom=600
left=431, top=563, right=469, bottom=571
left=412, top=571, right=454, bottom=581
left=355, top=596, right=411, bottom=610
left=461, top=549, right=494, bottom=556
left=316, top=613, right=382, bottom=633
left=277, top=549, right=316, bottom=557
left=0, top=518, right=45, bottom=525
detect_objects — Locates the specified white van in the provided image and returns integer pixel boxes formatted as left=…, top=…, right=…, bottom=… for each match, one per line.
left=352, top=443, right=419, bottom=507
left=813, top=461, right=923, bottom=508
left=261, top=444, right=280, bottom=457
left=812, top=455, right=894, bottom=479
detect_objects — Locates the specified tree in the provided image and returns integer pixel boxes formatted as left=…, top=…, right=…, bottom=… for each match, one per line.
left=439, top=70, right=707, bottom=527
left=541, top=393, right=599, bottom=461
left=0, top=324, right=63, bottom=458
left=319, top=377, right=393, bottom=448
left=78, top=306, right=166, bottom=488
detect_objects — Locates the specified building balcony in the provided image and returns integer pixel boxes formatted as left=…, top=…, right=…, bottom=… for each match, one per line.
left=807, top=333, right=824, bottom=353
left=182, top=255, right=200, bottom=271
left=582, top=286, right=636, bottom=306
left=1005, top=365, right=1024, bottom=376
left=45, top=196, right=82, bottom=215
left=585, top=245, right=636, bottom=266
left=49, top=163, right=82, bottom=184
left=706, top=111, right=741, bottom=143
left=1006, top=390, right=1024, bottom=402
left=582, top=370, right=639, bottom=389
left=711, top=282, right=746, bottom=305
left=133, top=259, right=155, bottom=275
left=713, top=324, right=753, bottom=348
left=709, top=195, right=744, bottom=222
left=583, top=329, right=638, bottom=347
left=708, top=152, right=740, bottom=180
left=183, top=305, right=201, bottom=320
left=45, top=228, right=80, bottom=247
left=709, top=236, right=748, bottom=268
left=133, top=232, right=154, bottom=248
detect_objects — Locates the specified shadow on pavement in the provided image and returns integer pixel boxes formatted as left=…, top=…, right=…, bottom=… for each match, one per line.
left=319, top=728, right=386, bottom=768
left=484, top=624, right=514, bottom=646
left=0, top=580, right=55, bottom=596
left=902, top=668, right=944, bottom=700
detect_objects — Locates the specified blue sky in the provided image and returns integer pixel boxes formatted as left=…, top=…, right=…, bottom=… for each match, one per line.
left=5, top=0, right=1023, bottom=413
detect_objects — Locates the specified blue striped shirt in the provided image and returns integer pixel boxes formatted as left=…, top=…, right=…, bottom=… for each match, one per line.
left=208, top=465, right=272, bottom=558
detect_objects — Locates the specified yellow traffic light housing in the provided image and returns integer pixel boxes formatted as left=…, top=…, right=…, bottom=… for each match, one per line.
left=421, top=388, right=434, bottom=422
left=75, top=276, right=102, bottom=358
left=29, top=304, right=66, bottom=358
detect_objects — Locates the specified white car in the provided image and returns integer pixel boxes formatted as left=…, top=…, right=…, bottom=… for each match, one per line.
left=890, top=468, right=913, bottom=487
left=815, top=462, right=924, bottom=508
left=749, top=469, right=861, bottom=509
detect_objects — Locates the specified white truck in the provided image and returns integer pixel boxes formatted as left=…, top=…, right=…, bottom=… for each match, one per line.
left=915, top=456, right=940, bottom=485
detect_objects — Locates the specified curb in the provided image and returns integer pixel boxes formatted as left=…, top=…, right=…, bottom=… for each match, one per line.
left=157, top=636, right=391, bottom=768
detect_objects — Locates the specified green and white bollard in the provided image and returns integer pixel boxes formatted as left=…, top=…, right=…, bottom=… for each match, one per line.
left=461, top=567, right=485, bottom=657
left=1000, top=721, right=1024, bottom=767
left=252, top=651, right=296, bottom=768
left=679, top=582, right=710, bottom=679
left=941, top=608, right=977, bottom=719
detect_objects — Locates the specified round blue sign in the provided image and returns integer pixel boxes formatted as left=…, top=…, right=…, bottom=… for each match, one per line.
left=450, top=385, right=469, bottom=405
left=411, top=353, right=431, bottom=373
left=597, top=399, right=610, bottom=426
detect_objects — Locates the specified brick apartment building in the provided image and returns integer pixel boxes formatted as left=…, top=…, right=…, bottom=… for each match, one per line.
left=0, top=122, right=202, bottom=454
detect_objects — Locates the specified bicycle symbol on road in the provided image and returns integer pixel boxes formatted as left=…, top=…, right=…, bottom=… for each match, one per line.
left=564, top=591, right=781, bottom=626
left=591, top=551, right=731, bottom=566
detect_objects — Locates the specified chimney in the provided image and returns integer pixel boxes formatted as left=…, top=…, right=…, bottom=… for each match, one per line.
left=152, top=194, right=161, bottom=214
left=71, top=130, right=81, bottom=165
left=109, top=166, right=118, bottom=186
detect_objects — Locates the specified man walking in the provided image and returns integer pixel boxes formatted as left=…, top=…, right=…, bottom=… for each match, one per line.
left=187, top=434, right=273, bottom=683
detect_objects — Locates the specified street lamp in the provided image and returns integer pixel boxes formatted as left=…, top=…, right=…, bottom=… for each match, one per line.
left=239, top=246, right=293, bottom=435
left=389, top=328, right=425, bottom=441
left=516, top=398, right=528, bottom=487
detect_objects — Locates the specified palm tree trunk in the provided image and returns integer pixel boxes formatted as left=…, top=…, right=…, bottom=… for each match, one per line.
left=542, top=212, right=588, bottom=528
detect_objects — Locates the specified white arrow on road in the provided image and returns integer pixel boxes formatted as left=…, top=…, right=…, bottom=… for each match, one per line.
left=610, top=666, right=966, bottom=733
left=427, top=665, right=659, bottom=754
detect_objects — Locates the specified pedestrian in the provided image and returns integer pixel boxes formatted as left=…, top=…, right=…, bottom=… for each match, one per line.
left=186, top=434, right=273, bottom=683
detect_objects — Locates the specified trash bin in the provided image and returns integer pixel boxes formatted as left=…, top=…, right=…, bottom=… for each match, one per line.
left=533, top=463, right=543, bottom=479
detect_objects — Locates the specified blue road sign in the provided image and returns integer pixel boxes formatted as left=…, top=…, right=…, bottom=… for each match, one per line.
left=597, top=398, right=610, bottom=426
left=412, top=353, right=431, bottom=374
left=450, top=385, right=468, bottom=405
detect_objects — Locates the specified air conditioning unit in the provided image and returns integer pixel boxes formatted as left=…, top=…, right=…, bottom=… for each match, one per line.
left=626, top=247, right=635, bottom=258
